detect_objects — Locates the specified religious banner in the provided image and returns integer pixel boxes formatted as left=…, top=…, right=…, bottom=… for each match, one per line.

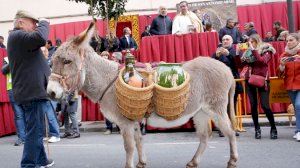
left=269, top=78, right=290, bottom=103
left=177, top=0, right=237, bottom=31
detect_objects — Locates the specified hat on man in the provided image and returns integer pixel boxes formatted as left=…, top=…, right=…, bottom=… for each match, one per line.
left=14, top=10, right=39, bottom=22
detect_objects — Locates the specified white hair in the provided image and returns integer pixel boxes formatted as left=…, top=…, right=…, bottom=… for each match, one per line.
left=158, top=6, right=167, bottom=14
left=222, top=35, right=233, bottom=43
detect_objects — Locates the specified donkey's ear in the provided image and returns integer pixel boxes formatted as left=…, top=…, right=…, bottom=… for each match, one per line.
left=73, top=19, right=97, bottom=48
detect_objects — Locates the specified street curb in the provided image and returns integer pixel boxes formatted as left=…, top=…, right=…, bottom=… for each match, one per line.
left=59, top=120, right=296, bottom=133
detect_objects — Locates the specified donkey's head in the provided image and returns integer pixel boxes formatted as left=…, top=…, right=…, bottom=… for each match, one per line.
left=47, top=21, right=96, bottom=100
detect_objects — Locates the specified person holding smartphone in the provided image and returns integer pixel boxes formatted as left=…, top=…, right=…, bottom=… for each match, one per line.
left=237, top=34, right=277, bottom=140
left=278, top=33, right=300, bottom=141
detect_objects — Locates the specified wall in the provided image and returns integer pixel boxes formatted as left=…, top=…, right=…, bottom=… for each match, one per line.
left=0, top=0, right=293, bottom=44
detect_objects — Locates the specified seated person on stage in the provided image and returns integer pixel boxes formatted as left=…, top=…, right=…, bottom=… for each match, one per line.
left=204, top=22, right=216, bottom=32
left=104, top=31, right=119, bottom=52
left=119, top=27, right=138, bottom=51
left=277, top=30, right=289, bottom=41
left=263, top=32, right=275, bottom=42
left=172, top=1, right=203, bottom=34
left=150, top=6, right=172, bottom=35
left=90, top=29, right=105, bottom=55
left=242, top=22, right=258, bottom=42
left=273, top=21, right=286, bottom=41
left=0, top=35, right=6, bottom=49
left=141, top=25, right=151, bottom=38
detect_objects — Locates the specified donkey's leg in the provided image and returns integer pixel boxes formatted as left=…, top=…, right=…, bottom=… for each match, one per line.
left=186, top=110, right=211, bottom=168
left=121, top=125, right=135, bottom=168
left=134, top=123, right=147, bottom=168
left=216, top=111, right=238, bottom=168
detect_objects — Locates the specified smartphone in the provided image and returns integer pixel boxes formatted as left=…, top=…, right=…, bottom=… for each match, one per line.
left=287, top=57, right=295, bottom=62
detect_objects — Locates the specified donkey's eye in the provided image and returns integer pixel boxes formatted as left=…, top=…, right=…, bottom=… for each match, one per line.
left=63, top=59, right=72, bottom=65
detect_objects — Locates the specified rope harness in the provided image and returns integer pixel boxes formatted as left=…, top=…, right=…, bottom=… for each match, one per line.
left=49, top=49, right=119, bottom=102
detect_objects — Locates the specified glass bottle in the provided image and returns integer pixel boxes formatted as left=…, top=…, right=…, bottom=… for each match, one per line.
left=123, top=50, right=145, bottom=88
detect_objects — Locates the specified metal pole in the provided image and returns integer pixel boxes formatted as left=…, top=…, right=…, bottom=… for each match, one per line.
left=287, top=0, right=295, bottom=33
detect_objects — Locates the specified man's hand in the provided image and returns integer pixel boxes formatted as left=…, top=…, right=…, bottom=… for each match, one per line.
left=236, top=44, right=240, bottom=55
left=248, top=41, right=254, bottom=50
left=216, top=48, right=222, bottom=57
left=220, top=48, right=229, bottom=56
left=39, top=18, right=50, bottom=23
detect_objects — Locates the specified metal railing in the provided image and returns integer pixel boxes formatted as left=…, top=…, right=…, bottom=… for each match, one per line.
left=234, top=77, right=294, bottom=132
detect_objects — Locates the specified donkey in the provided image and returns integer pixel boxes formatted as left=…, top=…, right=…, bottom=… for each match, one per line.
left=47, top=21, right=238, bottom=168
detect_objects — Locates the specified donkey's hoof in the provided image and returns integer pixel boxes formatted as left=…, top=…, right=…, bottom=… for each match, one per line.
left=136, top=161, right=146, bottom=168
left=227, top=161, right=237, bottom=168
left=186, top=161, right=198, bottom=168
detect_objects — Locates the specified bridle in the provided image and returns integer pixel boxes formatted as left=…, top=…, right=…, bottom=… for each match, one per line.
left=49, top=49, right=120, bottom=102
left=49, top=49, right=85, bottom=97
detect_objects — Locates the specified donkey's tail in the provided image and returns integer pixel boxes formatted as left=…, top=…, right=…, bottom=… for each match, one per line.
left=228, top=79, right=236, bottom=130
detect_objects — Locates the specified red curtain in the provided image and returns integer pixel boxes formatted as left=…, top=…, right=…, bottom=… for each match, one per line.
left=116, top=22, right=132, bottom=38
left=237, top=1, right=300, bottom=38
left=81, top=95, right=104, bottom=121
left=139, top=32, right=218, bottom=63
left=48, top=19, right=106, bottom=45
left=0, top=49, right=9, bottom=102
left=0, top=48, right=16, bottom=137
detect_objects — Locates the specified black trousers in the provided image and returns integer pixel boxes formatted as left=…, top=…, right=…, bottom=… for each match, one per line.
left=246, top=82, right=276, bottom=130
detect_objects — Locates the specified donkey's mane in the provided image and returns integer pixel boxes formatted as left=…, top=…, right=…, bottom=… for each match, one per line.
left=81, top=49, right=119, bottom=102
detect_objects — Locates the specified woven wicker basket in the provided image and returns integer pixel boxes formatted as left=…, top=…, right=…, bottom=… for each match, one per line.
left=115, top=68, right=154, bottom=120
left=154, top=72, right=190, bottom=120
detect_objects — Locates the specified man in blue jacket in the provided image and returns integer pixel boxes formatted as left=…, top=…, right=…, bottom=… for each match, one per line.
left=150, top=6, right=172, bottom=35
left=7, top=10, right=54, bottom=168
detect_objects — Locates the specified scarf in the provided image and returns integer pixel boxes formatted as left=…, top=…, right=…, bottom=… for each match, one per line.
left=256, top=43, right=276, bottom=55
left=180, top=11, right=204, bottom=33
left=285, top=42, right=300, bottom=56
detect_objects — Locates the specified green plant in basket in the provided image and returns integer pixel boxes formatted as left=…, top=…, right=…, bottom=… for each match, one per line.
left=157, top=64, right=185, bottom=88
left=177, top=73, right=185, bottom=86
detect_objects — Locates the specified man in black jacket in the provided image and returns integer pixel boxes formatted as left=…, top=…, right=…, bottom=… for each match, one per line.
left=7, top=10, right=54, bottom=168
left=273, top=21, right=286, bottom=41
left=219, top=19, right=241, bottom=44
left=243, top=22, right=258, bottom=41
left=150, top=6, right=172, bottom=35
left=212, top=35, right=242, bottom=137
